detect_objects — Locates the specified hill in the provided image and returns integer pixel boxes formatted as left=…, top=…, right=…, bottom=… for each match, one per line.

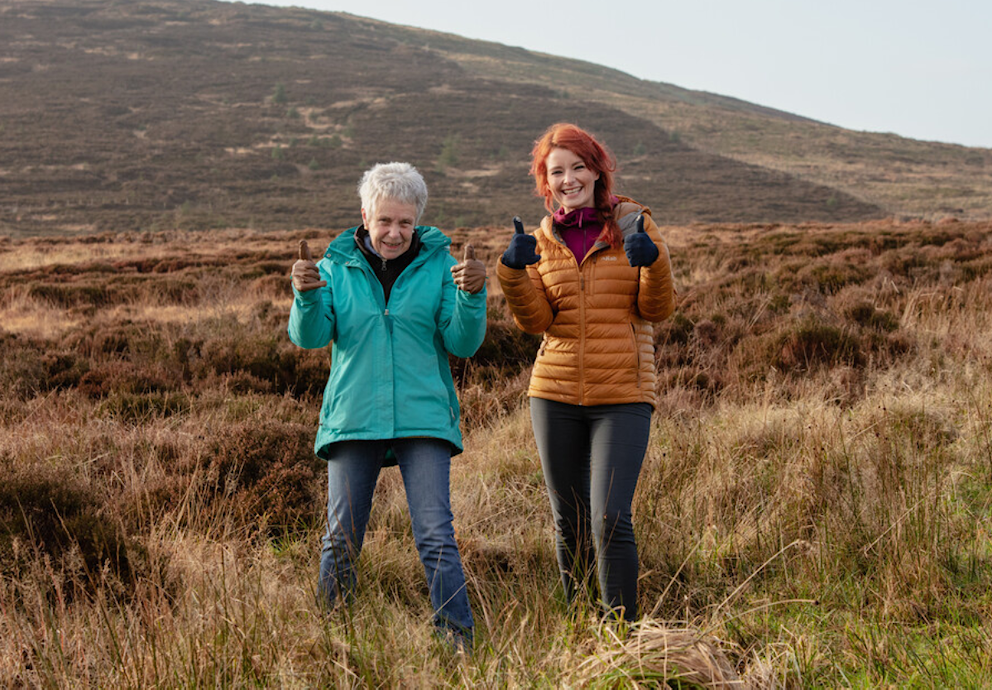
left=1, top=0, right=990, bottom=236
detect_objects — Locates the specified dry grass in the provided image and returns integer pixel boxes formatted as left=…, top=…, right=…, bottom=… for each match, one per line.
left=2, top=220, right=992, bottom=686
left=574, top=622, right=744, bottom=689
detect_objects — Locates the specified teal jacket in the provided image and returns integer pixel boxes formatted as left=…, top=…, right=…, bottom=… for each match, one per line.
left=288, top=225, right=487, bottom=458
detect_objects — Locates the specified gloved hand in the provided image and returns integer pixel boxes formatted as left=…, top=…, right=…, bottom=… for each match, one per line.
left=623, top=215, right=659, bottom=267
left=450, top=244, right=487, bottom=294
left=292, top=240, right=327, bottom=292
left=501, top=217, right=541, bottom=269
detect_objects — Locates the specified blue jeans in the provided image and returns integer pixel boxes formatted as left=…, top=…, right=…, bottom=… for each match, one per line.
left=530, top=398, right=651, bottom=621
left=318, top=438, right=474, bottom=640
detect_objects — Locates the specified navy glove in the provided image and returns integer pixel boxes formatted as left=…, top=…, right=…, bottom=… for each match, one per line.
left=502, top=217, right=541, bottom=269
left=623, top=215, right=659, bottom=267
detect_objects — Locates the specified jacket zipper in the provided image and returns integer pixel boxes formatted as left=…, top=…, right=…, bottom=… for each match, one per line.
left=578, top=265, right=585, bottom=404
left=553, top=222, right=608, bottom=406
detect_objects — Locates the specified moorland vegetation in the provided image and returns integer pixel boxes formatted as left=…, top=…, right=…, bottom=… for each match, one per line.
left=2, top=218, right=991, bottom=686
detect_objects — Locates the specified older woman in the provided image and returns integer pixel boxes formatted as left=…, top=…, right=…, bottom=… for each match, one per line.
left=497, top=124, right=676, bottom=622
left=288, top=162, right=486, bottom=646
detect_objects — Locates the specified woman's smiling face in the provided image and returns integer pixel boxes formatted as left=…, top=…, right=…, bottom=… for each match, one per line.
left=362, top=198, right=417, bottom=259
left=545, top=147, right=599, bottom=213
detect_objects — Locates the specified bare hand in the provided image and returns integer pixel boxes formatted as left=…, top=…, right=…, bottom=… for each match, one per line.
left=292, top=240, right=327, bottom=292
left=450, top=244, right=486, bottom=294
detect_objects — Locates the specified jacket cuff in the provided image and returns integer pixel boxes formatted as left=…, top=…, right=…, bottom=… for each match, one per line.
left=292, top=285, right=322, bottom=304
left=496, top=256, right=529, bottom=280
left=456, top=284, right=487, bottom=304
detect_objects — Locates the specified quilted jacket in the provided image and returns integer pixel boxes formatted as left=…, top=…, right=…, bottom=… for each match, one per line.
left=496, top=197, right=675, bottom=407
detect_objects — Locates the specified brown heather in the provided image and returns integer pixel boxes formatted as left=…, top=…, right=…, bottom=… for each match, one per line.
left=1, top=219, right=992, bottom=687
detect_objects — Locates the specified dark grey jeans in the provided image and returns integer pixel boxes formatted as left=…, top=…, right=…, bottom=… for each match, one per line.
left=530, top=397, right=652, bottom=621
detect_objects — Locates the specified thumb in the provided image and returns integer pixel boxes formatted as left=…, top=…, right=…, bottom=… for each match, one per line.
left=636, top=215, right=646, bottom=234
left=299, top=239, right=313, bottom=261
left=513, top=216, right=525, bottom=235
left=463, top=244, right=476, bottom=262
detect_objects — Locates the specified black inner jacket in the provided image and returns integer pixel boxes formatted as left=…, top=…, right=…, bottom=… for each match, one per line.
left=354, top=226, right=422, bottom=304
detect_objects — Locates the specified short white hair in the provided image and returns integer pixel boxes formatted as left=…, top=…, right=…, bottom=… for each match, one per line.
left=358, top=162, right=428, bottom=223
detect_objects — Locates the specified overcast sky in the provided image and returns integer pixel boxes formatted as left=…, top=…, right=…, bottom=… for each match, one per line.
left=235, top=0, right=992, bottom=149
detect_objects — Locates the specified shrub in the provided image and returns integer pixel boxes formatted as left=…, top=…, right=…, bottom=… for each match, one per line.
left=252, top=274, right=293, bottom=298
left=0, top=333, right=46, bottom=397
left=78, top=360, right=178, bottom=398
left=881, top=249, right=929, bottom=279
left=66, top=322, right=165, bottom=359
left=0, top=336, right=89, bottom=397
left=656, top=312, right=694, bottom=347
left=197, top=333, right=327, bottom=398
left=0, top=454, right=144, bottom=599
left=437, top=133, right=461, bottom=170
left=193, top=419, right=323, bottom=535
left=770, top=317, right=865, bottom=372
left=846, top=301, right=899, bottom=332
left=40, top=352, right=90, bottom=390
left=99, top=391, right=192, bottom=422
left=147, top=277, right=200, bottom=304
left=802, top=260, right=872, bottom=294
left=27, top=282, right=120, bottom=309
left=960, top=257, right=992, bottom=281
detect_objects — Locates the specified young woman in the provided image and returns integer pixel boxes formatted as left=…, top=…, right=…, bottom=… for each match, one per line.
left=497, top=123, right=676, bottom=621
left=289, top=162, right=486, bottom=646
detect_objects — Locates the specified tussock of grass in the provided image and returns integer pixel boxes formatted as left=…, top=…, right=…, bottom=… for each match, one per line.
left=573, top=622, right=743, bottom=689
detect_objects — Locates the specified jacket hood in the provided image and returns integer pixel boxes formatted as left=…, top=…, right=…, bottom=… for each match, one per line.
left=326, top=225, right=451, bottom=265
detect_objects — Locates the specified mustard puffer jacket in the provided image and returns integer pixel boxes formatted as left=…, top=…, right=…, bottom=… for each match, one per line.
left=496, top=197, right=676, bottom=408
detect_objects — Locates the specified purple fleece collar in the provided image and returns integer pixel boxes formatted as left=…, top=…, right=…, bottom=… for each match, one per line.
left=553, top=206, right=600, bottom=228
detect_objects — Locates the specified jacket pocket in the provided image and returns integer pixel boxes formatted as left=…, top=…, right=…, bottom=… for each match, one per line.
left=629, top=323, right=641, bottom=388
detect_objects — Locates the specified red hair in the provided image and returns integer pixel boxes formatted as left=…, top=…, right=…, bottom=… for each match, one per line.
left=530, top=123, right=620, bottom=246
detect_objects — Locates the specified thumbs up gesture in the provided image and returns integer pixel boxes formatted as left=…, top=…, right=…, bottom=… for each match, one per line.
left=451, top=243, right=487, bottom=294
left=501, top=216, right=541, bottom=269
left=292, top=240, right=327, bottom=292
left=623, top=215, right=659, bottom=267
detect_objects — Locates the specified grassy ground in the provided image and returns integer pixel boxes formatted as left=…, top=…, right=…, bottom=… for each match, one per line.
left=2, top=219, right=991, bottom=687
